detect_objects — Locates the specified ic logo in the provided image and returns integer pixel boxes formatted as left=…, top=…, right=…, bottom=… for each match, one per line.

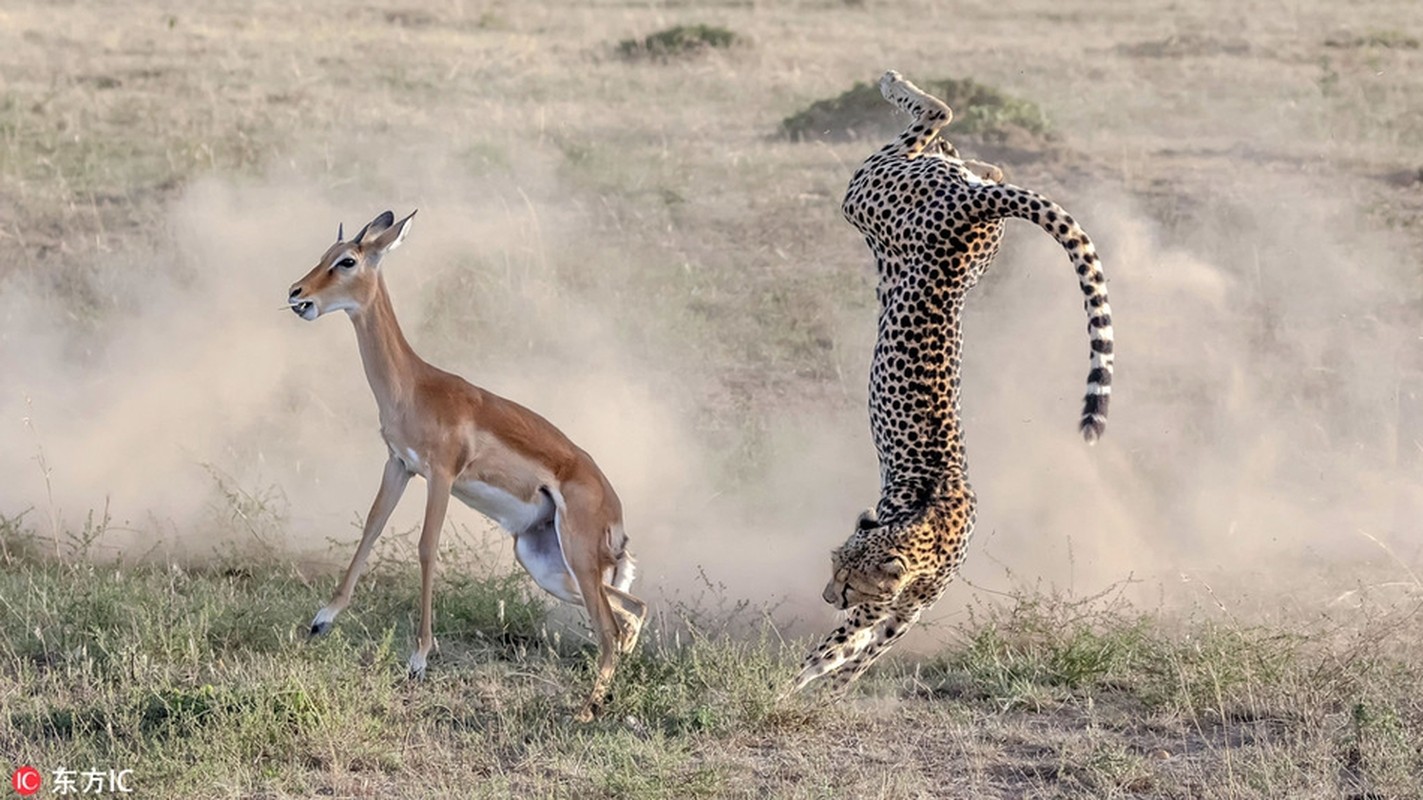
left=11, top=766, right=41, bottom=797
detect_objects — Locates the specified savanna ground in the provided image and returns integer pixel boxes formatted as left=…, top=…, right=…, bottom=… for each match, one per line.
left=3, top=0, right=1423, bottom=797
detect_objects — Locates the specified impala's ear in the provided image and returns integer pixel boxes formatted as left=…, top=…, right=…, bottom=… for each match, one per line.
left=351, top=210, right=396, bottom=245
left=365, top=210, right=416, bottom=258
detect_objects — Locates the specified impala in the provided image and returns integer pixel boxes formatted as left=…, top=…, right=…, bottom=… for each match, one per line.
left=288, top=210, right=646, bottom=721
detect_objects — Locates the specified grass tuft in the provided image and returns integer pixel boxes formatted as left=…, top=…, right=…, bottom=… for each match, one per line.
left=617, top=25, right=742, bottom=60
left=1325, top=29, right=1421, bottom=50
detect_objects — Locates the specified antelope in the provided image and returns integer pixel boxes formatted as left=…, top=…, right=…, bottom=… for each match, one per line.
left=287, top=210, right=646, bottom=721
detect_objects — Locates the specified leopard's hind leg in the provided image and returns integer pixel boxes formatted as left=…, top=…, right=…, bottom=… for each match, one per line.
left=878, top=70, right=952, bottom=159
left=964, top=159, right=1005, bottom=183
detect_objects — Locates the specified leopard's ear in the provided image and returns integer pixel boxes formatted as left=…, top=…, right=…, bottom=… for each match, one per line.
left=856, top=510, right=880, bottom=532
left=875, top=558, right=905, bottom=591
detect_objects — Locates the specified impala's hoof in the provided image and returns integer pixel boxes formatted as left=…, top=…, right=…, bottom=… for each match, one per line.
left=407, top=652, right=428, bottom=679
left=309, top=607, right=337, bottom=638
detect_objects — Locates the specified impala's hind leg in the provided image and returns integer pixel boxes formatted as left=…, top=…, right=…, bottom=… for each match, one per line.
left=606, top=539, right=645, bottom=653
left=879, top=70, right=953, bottom=158
left=606, top=585, right=646, bottom=654
left=552, top=485, right=627, bottom=722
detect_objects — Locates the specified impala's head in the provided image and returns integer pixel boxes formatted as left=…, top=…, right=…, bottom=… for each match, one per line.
left=823, top=510, right=909, bottom=610
left=287, top=209, right=417, bottom=321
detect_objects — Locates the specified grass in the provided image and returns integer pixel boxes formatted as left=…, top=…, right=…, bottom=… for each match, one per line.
left=616, top=25, right=742, bottom=60
left=0, top=522, right=789, bottom=797
left=781, top=77, right=1053, bottom=144
left=3, top=0, right=1423, bottom=796
left=1325, top=29, right=1422, bottom=50
left=2, top=516, right=1420, bottom=797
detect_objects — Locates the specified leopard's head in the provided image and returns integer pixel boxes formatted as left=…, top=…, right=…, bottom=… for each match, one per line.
left=823, top=510, right=908, bottom=610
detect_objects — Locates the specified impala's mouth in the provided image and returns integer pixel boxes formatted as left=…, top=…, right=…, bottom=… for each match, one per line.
left=290, top=300, right=316, bottom=320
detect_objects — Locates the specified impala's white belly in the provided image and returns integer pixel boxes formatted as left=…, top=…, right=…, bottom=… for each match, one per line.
left=515, top=521, right=581, bottom=604
left=452, top=479, right=552, bottom=534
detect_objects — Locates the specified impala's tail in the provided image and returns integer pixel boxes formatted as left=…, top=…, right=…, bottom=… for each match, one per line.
left=974, top=183, right=1114, bottom=442
left=608, top=523, right=636, bottom=592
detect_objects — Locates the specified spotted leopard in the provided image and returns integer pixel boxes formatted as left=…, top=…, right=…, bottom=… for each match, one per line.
left=790, top=70, right=1115, bottom=694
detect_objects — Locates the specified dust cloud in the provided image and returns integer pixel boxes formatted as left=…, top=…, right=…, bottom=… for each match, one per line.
left=957, top=176, right=1423, bottom=620
left=1, top=142, right=1419, bottom=638
left=0, top=148, right=873, bottom=630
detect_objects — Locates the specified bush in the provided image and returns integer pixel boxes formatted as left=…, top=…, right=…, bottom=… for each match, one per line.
left=618, top=25, right=741, bottom=60
left=782, top=76, right=1051, bottom=145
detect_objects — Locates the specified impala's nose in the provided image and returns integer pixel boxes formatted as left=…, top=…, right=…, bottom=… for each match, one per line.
left=288, top=286, right=315, bottom=319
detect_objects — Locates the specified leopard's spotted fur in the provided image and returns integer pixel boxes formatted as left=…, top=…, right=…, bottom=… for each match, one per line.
left=791, top=71, right=1115, bottom=694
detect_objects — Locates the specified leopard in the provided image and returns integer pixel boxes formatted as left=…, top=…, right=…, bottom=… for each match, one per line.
left=789, top=70, right=1115, bottom=695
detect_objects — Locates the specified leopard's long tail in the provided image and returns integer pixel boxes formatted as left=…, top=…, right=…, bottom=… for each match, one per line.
left=973, top=183, right=1114, bottom=442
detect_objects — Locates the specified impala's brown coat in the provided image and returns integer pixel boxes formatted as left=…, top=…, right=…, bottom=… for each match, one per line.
left=289, top=210, right=644, bottom=721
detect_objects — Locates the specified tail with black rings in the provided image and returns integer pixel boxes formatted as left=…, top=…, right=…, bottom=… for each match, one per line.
left=973, top=183, right=1114, bottom=442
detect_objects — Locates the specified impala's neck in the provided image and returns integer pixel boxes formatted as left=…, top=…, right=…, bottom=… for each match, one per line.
left=348, top=276, right=422, bottom=411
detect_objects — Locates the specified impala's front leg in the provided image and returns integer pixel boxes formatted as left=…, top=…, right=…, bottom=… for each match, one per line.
left=311, top=455, right=411, bottom=636
left=408, top=471, right=453, bottom=678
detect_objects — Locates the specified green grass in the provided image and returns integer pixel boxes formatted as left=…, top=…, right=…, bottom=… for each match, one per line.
left=0, top=517, right=798, bottom=797
left=2, top=517, right=1420, bottom=797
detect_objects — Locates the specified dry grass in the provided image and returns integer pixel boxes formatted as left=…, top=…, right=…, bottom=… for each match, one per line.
left=2, top=516, right=1421, bottom=798
left=2, top=0, right=1423, bottom=797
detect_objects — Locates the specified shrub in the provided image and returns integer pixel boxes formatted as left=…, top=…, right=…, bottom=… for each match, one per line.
left=782, top=76, right=1051, bottom=144
left=618, top=25, right=741, bottom=60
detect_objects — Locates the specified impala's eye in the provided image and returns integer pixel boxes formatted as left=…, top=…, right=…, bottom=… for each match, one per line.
left=336, top=257, right=357, bottom=270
